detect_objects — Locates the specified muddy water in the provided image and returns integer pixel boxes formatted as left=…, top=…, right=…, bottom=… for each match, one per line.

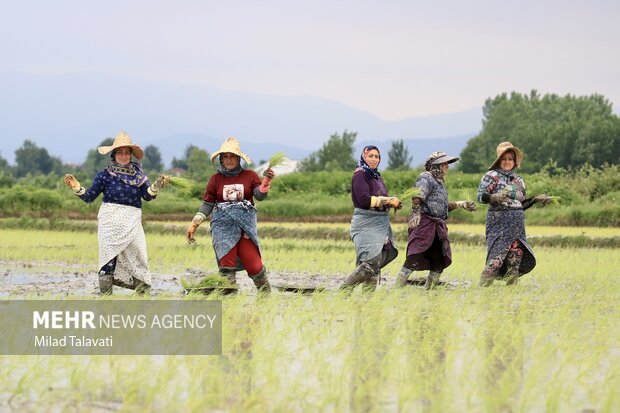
left=0, top=262, right=184, bottom=297
left=0, top=261, right=468, bottom=297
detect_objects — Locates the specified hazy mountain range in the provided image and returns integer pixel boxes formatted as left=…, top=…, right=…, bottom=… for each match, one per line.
left=0, top=72, right=482, bottom=167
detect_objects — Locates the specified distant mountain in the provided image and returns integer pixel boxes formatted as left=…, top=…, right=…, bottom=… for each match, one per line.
left=0, top=72, right=482, bottom=166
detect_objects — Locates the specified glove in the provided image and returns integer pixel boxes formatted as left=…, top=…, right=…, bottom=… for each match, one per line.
left=186, top=213, right=206, bottom=244
left=408, top=204, right=421, bottom=230
left=489, top=192, right=509, bottom=205
left=187, top=223, right=198, bottom=244
left=534, top=194, right=553, bottom=206
left=388, top=197, right=403, bottom=210
left=455, top=200, right=477, bottom=212
left=262, top=168, right=275, bottom=180
left=371, top=196, right=398, bottom=208
left=148, top=175, right=169, bottom=195
left=63, top=174, right=82, bottom=192
left=259, top=169, right=275, bottom=193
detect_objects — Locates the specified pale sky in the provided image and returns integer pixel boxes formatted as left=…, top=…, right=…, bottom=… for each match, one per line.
left=2, top=0, right=619, bottom=120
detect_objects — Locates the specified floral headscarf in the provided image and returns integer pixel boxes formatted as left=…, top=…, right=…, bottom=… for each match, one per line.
left=355, top=145, right=381, bottom=179
left=107, top=160, right=148, bottom=187
left=425, top=151, right=447, bottom=184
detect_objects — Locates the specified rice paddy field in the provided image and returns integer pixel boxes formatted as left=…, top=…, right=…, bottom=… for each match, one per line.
left=1, top=222, right=619, bottom=412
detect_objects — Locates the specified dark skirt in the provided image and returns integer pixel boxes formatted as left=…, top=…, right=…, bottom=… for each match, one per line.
left=485, top=208, right=536, bottom=276
left=405, top=214, right=452, bottom=271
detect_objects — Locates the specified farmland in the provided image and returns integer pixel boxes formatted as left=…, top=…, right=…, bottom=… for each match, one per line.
left=1, top=223, right=619, bottom=411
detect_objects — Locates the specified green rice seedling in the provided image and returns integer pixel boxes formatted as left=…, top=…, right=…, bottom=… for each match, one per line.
left=400, top=186, right=421, bottom=201
left=167, top=176, right=194, bottom=195
left=1, top=225, right=619, bottom=411
left=180, top=274, right=238, bottom=295
left=266, top=151, right=291, bottom=192
left=267, top=152, right=287, bottom=169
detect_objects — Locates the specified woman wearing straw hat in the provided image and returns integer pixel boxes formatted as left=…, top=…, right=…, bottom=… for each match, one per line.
left=339, top=145, right=402, bottom=291
left=395, top=151, right=477, bottom=290
left=477, top=141, right=552, bottom=286
left=186, top=137, right=275, bottom=293
left=63, top=131, right=169, bottom=295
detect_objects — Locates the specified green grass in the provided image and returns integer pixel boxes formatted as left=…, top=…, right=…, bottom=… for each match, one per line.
left=1, top=227, right=619, bottom=411
left=3, top=166, right=620, bottom=226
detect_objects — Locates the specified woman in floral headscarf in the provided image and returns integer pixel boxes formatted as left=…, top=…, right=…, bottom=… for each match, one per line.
left=395, top=151, right=477, bottom=290
left=477, top=142, right=552, bottom=286
left=63, top=132, right=169, bottom=295
left=339, top=145, right=402, bottom=291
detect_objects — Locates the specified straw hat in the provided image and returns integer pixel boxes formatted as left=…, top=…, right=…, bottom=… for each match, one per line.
left=489, top=141, right=523, bottom=170
left=210, top=137, right=252, bottom=164
left=97, top=131, right=144, bottom=160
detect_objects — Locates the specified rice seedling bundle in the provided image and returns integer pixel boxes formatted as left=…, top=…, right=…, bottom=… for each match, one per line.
left=267, top=152, right=287, bottom=169
left=167, top=176, right=194, bottom=195
left=400, top=186, right=421, bottom=201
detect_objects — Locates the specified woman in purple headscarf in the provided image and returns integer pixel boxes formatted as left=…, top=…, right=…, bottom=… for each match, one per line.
left=339, top=145, right=402, bottom=291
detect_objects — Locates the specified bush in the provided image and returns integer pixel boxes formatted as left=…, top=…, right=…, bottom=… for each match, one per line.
left=0, top=169, right=618, bottom=226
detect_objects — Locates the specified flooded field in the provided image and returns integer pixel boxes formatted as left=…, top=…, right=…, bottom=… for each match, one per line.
left=1, top=226, right=619, bottom=411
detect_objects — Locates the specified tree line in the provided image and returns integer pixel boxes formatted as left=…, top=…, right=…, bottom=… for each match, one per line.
left=459, top=90, right=620, bottom=173
left=0, top=132, right=415, bottom=184
left=0, top=90, right=617, bottom=184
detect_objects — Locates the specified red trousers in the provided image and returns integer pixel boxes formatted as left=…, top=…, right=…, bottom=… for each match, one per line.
left=219, top=235, right=263, bottom=276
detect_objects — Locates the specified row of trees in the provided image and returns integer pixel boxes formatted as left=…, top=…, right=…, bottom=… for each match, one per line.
left=298, top=130, right=413, bottom=172
left=459, top=90, right=620, bottom=173
left=1, top=90, right=617, bottom=180
left=0, top=132, right=415, bottom=183
left=0, top=139, right=218, bottom=183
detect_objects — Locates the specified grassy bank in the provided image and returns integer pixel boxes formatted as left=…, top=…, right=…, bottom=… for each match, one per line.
left=0, top=166, right=619, bottom=226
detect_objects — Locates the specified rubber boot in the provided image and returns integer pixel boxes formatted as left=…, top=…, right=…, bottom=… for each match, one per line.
left=361, top=271, right=379, bottom=292
left=395, top=267, right=413, bottom=288
left=113, top=277, right=134, bottom=289
left=98, top=271, right=113, bottom=295
left=479, top=270, right=495, bottom=287
left=217, top=267, right=238, bottom=295
left=251, top=267, right=271, bottom=294
left=424, top=271, right=441, bottom=290
left=219, top=267, right=237, bottom=286
left=339, top=262, right=375, bottom=291
left=504, top=268, right=520, bottom=285
left=504, top=248, right=523, bottom=286
left=112, top=277, right=151, bottom=294
left=133, top=278, right=151, bottom=295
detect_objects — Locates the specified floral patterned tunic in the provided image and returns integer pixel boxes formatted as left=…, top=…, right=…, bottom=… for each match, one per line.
left=477, top=169, right=536, bottom=276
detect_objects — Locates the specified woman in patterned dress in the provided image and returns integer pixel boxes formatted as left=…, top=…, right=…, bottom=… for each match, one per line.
left=339, top=145, right=402, bottom=291
left=395, top=152, right=477, bottom=289
left=477, top=141, right=552, bottom=286
left=186, top=137, right=274, bottom=293
left=63, top=132, right=169, bottom=294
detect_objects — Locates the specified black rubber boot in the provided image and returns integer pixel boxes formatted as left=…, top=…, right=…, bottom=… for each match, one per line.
left=361, top=271, right=379, bottom=292
left=339, top=262, right=376, bottom=291
left=251, top=267, right=271, bottom=294
left=395, top=267, right=413, bottom=288
left=219, top=267, right=237, bottom=285
left=133, top=278, right=151, bottom=295
left=504, top=248, right=523, bottom=286
left=424, top=271, right=442, bottom=290
left=479, top=270, right=495, bottom=287
left=98, top=271, right=113, bottom=295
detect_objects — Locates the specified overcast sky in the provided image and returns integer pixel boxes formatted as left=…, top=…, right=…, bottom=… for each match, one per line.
left=2, top=0, right=618, bottom=120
